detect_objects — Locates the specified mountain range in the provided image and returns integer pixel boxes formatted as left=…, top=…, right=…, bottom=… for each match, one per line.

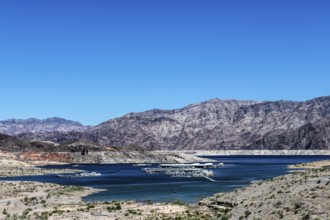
left=1, top=96, right=330, bottom=150
left=0, top=117, right=88, bottom=135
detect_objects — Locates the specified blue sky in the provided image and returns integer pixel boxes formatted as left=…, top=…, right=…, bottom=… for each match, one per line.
left=0, top=0, right=329, bottom=125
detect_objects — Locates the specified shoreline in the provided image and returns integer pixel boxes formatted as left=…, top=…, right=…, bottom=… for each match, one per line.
left=1, top=150, right=330, bottom=167
left=201, top=159, right=330, bottom=219
left=166, top=150, right=330, bottom=156
left=288, top=159, right=330, bottom=169
left=1, top=157, right=330, bottom=219
left=0, top=159, right=209, bottom=219
left=0, top=159, right=82, bottom=177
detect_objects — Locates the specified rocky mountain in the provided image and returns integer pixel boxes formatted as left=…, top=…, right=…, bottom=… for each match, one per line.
left=0, top=117, right=88, bottom=136
left=84, top=99, right=259, bottom=149
left=82, top=96, right=330, bottom=150
left=250, top=117, right=330, bottom=150
left=0, top=132, right=104, bottom=153
left=3, top=96, right=330, bottom=150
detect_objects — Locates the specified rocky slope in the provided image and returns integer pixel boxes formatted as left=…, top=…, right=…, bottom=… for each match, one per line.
left=0, top=117, right=88, bottom=135
left=84, top=96, right=330, bottom=150
left=0, top=133, right=210, bottom=164
left=4, top=96, right=330, bottom=150
left=250, top=117, right=330, bottom=150
left=200, top=160, right=330, bottom=220
left=0, top=132, right=105, bottom=153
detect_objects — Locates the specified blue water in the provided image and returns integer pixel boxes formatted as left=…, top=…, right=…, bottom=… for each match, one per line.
left=1, top=156, right=329, bottom=203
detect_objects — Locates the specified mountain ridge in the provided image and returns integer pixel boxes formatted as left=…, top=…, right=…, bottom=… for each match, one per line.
left=85, top=96, right=330, bottom=150
left=2, top=96, right=330, bottom=150
left=0, top=117, right=89, bottom=136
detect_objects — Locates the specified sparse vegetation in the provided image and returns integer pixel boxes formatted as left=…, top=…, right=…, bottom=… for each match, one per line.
left=0, top=157, right=330, bottom=220
left=107, top=201, right=122, bottom=212
left=302, top=213, right=311, bottom=220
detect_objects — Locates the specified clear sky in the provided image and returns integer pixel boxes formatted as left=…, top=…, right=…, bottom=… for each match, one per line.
left=0, top=0, right=329, bottom=125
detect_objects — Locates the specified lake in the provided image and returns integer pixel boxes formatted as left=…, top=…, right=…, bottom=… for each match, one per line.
left=1, top=155, right=330, bottom=204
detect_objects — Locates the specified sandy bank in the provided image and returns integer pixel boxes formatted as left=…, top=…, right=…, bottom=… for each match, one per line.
left=200, top=159, right=330, bottom=219
left=175, top=150, right=330, bottom=156
left=1, top=156, right=330, bottom=219
left=0, top=180, right=209, bottom=220
left=0, top=159, right=80, bottom=177
left=289, top=159, right=330, bottom=169
left=0, top=150, right=214, bottom=165
left=0, top=159, right=209, bottom=219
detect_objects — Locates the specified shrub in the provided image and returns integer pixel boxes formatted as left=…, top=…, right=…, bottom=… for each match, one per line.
left=278, top=210, right=284, bottom=218
left=87, top=204, right=95, bottom=210
left=173, top=200, right=187, bottom=206
left=302, top=213, right=310, bottom=220
left=219, top=214, right=230, bottom=220
left=244, top=210, right=251, bottom=217
left=294, top=202, right=302, bottom=210
left=274, top=201, right=282, bottom=208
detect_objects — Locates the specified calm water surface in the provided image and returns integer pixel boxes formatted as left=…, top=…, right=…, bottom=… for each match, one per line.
left=1, top=156, right=330, bottom=203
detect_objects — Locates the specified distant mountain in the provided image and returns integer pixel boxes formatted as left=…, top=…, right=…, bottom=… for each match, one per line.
left=0, top=132, right=104, bottom=152
left=5, top=96, right=330, bottom=150
left=82, top=96, right=330, bottom=150
left=85, top=99, right=259, bottom=149
left=0, top=117, right=88, bottom=135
